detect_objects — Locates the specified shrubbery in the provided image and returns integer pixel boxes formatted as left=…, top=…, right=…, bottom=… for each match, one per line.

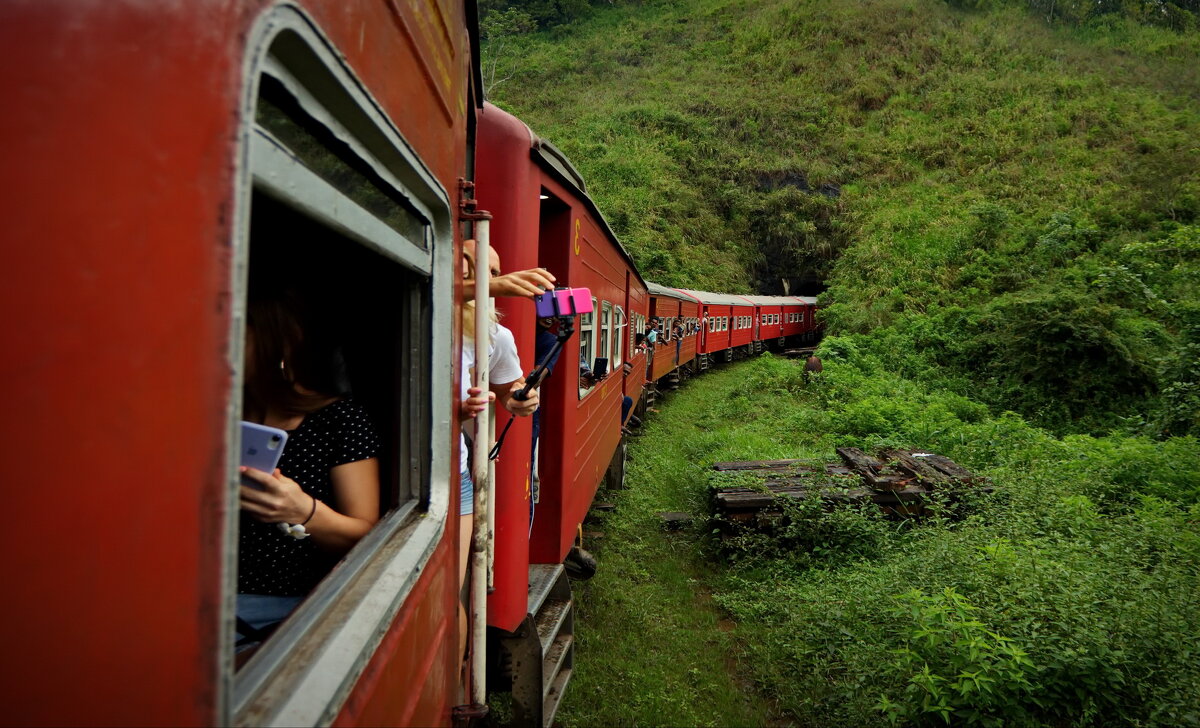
left=706, top=355, right=1200, bottom=727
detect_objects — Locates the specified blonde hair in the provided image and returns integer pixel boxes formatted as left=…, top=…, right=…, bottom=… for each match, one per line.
left=461, top=244, right=503, bottom=340
left=462, top=299, right=501, bottom=341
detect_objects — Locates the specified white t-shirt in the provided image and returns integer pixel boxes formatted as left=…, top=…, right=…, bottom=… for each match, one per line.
left=460, top=323, right=524, bottom=472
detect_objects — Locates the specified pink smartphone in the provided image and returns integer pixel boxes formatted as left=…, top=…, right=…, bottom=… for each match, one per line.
left=533, top=287, right=593, bottom=318
left=239, top=421, right=288, bottom=488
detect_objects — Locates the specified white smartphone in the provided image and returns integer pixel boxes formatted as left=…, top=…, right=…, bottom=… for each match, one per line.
left=239, top=421, right=288, bottom=489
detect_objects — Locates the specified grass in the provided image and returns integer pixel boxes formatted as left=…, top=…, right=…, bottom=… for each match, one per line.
left=557, top=353, right=1200, bottom=727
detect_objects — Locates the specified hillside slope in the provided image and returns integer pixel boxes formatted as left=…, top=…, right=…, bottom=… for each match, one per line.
left=488, top=0, right=1200, bottom=435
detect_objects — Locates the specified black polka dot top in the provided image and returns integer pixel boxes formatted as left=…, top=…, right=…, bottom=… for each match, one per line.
left=237, top=398, right=381, bottom=597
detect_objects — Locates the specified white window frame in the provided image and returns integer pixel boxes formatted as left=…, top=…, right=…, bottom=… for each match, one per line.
left=579, top=297, right=598, bottom=397
left=228, top=8, right=455, bottom=725
left=599, top=301, right=612, bottom=362
left=613, top=306, right=625, bottom=368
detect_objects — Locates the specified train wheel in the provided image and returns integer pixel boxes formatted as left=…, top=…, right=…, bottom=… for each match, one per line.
left=563, top=545, right=598, bottom=580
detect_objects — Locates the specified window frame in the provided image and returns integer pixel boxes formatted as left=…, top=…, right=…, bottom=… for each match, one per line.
left=579, top=297, right=598, bottom=398
left=599, top=301, right=612, bottom=363
left=226, top=9, right=455, bottom=724
left=613, top=306, right=625, bottom=368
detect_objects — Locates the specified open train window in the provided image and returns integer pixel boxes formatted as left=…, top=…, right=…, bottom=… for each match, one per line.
left=225, top=9, right=454, bottom=724
left=599, top=302, right=611, bottom=364
left=579, top=297, right=598, bottom=397
left=613, top=307, right=625, bottom=368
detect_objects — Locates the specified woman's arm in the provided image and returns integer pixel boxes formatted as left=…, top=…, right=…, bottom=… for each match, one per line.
left=240, top=459, right=380, bottom=555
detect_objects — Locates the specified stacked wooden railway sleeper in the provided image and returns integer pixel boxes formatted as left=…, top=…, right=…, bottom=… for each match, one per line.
left=709, top=447, right=991, bottom=532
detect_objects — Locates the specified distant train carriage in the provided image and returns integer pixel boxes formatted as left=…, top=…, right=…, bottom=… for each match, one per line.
left=744, top=295, right=808, bottom=348
left=680, top=290, right=758, bottom=362
left=795, top=295, right=822, bottom=341
left=646, top=282, right=701, bottom=382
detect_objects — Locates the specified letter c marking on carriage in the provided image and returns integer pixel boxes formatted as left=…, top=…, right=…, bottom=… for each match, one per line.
left=574, top=218, right=581, bottom=255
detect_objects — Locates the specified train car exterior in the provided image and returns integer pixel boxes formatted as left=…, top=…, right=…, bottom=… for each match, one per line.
left=795, top=295, right=821, bottom=340
left=680, top=290, right=757, bottom=359
left=474, top=101, right=650, bottom=724
left=476, top=99, right=648, bottom=579
left=744, top=295, right=809, bottom=345
left=1, top=2, right=474, bottom=726
left=646, top=282, right=700, bottom=382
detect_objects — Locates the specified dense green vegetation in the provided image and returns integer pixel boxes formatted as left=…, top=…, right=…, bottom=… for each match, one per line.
left=559, top=356, right=1200, bottom=727
left=482, top=1, right=1200, bottom=724
left=486, top=0, right=1199, bottom=437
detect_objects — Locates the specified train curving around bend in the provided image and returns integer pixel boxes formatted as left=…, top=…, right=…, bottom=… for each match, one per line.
left=0, top=2, right=820, bottom=726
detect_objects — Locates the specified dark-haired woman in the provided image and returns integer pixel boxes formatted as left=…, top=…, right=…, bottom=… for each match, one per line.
left=236, top=297, right=381, bottom=649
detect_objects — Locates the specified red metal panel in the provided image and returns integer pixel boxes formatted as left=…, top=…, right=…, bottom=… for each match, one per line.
left=539, top=211, right=626, bottom=562
left=335, top=547, right=458, bottom=727
left=324, top=0, right=470, bottom=720
left=0, top=3, right=247, bottom=723
left=0, top=1, right=470, bottom=724
left=730, top=304, right=754, bottom=348
left=474, top=103, right=540, bottom=632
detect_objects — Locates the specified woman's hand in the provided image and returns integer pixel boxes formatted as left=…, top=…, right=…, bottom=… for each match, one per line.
left=461, top=386, right=495, bottom=419
left=240, top=467, right=314, bottom=524
left=500, top=379, right=539, bottom=417
left=490, top=268, right=556, bottom=298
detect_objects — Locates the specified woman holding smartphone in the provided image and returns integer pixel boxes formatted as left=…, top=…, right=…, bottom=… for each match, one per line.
left=235, top=294, right=381, bottom=651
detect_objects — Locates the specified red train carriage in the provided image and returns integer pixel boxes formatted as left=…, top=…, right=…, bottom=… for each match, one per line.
left=1, top=2, right=475, bottom=726
left=680, top=290, right=758, bottom=362
left=474, top=101, right=649, bottom=725
left=794, top=295, right=822, bottom=341
left=646, top=283, right=701, bottom=383
left=744, top=295, right=809, bottom=347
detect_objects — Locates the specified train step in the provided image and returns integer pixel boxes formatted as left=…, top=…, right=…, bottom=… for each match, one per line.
left=503, top=564, right=575, bottom=727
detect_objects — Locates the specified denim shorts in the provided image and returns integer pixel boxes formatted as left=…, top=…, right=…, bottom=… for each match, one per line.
left=236, top=593, right=303, bottom=651
left=460, top=469, right=474, bottom=516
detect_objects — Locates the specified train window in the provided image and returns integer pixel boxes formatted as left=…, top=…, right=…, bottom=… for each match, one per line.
left=613, top=307, right=625, bottom=368
left=228, top=11, right=454, bottom=724
left=599, top=302, right=612, bottom=364
left=579, top=297, right=598, bottom=397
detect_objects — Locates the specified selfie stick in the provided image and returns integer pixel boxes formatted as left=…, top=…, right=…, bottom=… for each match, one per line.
left=489, top=300, right=582, bottom=462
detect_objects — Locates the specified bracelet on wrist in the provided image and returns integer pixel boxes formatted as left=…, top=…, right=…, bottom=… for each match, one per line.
left=277, top=496, right=319, bottom=539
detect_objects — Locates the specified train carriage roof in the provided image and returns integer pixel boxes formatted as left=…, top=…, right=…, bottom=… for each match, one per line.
left=646, top=282, right=699, bottom=301
left=674, top=288, right=757, bottom=307
left=498, top=106, right=647, bottom=291
left=742, top=295, right=817, bottom=306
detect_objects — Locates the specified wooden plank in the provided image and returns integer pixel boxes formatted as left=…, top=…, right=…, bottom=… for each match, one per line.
left=712, top=459, right=819, bottom=472
left=836, top=447, right=884, bottom=474
left=863, top=472, right=912, bottom=491
left=920, top=454, right=983, bottom=483
left=882, top=449, right=953, bottom=487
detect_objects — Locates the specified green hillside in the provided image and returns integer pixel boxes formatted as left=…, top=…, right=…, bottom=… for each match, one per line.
left=485, top=0, right=1200, bottom=436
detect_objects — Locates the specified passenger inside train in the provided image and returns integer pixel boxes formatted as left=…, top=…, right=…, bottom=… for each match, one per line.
left=236, top=292, right=382, bottom=653
left=232, top=190, right=430, bottom=665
